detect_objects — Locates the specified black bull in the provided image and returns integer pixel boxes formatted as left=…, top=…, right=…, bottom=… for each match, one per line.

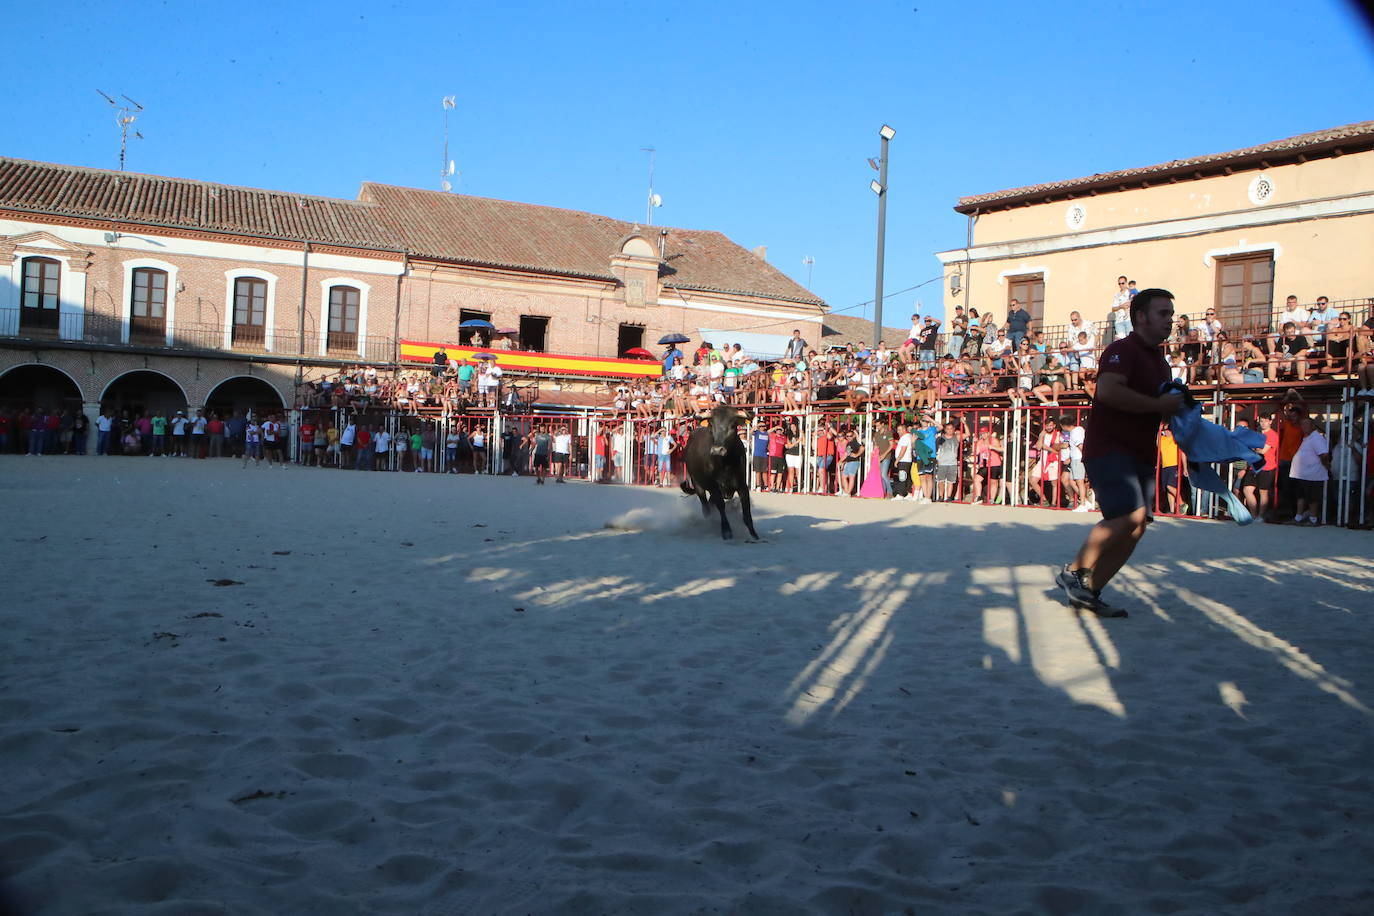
left=679, top=407, right=760, bottom=541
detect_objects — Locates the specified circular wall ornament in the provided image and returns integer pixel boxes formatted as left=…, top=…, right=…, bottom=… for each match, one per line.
left=1064, top=203, right=1087, bottom=230
left=1248, top=173, right=1275, bottom=205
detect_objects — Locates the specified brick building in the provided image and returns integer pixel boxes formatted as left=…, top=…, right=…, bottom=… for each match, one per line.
left=935, top=121, right=1374, bottom=333
left=0, top=156, right=825, bottom=425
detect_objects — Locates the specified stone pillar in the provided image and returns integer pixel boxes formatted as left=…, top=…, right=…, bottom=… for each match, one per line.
left=82, top=401, right=102, bottom=456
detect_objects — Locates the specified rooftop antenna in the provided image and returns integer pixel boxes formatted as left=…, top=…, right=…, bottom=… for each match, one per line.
left=440, top=95, right=458, bottom=192
left=97, top=90, right=144, bottom=171
left=802, top=255, right=815, bottom=289
left=641, top=147, right=662, bottom=225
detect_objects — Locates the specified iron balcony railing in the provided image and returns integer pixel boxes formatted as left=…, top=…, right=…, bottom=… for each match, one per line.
left=0, top=309, right=397, bottom=364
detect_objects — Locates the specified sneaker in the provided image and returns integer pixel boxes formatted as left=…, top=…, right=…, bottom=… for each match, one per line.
left=1056, top=565, right=1112, bottom=612
left=1072, top=503, right=1092, bottom=512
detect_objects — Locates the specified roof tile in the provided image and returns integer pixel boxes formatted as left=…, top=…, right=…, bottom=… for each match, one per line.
left=0, top=157, right=404, bottom=250
left=956, top=121, right=1374, bottom=212
left=359, top=182, right=824, bottom=305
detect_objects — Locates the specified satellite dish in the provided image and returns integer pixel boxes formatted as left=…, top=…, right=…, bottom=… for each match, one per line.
left=650, top=193, right=662, bottom=208
left=441, top=179, right=452, bottom=192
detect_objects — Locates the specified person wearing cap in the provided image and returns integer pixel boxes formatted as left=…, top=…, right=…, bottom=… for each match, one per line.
left=170, top=409, right=190, bottom=457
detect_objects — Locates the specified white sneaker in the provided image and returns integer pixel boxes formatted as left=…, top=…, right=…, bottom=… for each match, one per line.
left=1072, top=503, right=1091, bottom=512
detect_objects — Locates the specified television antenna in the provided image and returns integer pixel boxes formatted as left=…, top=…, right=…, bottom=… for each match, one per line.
left=802, top=255, right=815, bottom=289
left=641, top=147, right=662, bottom=226
left=440, top=95, right=458, bottom=192
left=97, top=90, right=144, bottom=171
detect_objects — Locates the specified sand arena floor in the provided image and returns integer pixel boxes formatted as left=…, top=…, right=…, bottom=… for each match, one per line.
left=1, top=456, right=1371, bottom=914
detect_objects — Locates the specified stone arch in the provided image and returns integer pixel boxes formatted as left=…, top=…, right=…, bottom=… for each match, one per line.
left=0, top=362, right=86, bottom=407
left=100, top=369, right=189, bottom=417
left=204, top=375, right=287, bottom=417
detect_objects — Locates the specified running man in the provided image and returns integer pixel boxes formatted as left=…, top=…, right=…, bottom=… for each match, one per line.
left=1058, top=288, right=1184, bottom=617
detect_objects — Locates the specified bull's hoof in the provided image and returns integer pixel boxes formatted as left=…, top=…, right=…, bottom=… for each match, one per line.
left=722, top=529, right=734, bottom=540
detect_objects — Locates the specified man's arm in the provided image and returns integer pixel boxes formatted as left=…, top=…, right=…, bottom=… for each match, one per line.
left=1094, top=371, right=1183, bottom=415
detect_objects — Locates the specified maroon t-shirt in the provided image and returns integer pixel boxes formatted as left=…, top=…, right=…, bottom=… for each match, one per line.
left=1083, top=332, right=1170, bottom=464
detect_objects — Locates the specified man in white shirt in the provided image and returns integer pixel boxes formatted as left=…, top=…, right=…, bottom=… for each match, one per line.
left=553, top=426, right=572, bottom=482
left=983, top=330, right=1011, bottom=370
left=169, top=410, right=189, bottom=457
left=1068, top=311, right=1097, bottom=347
left=1060, top=416, right=1090, bottom=511
left=1289, top=416, right=1330, bottom=525
left=893, top=424, right=915, bottom=499
left=1277, top=295, right=1309, bottom=335
left=373, top=428, right=391, bottom=471
left=96, top=410, right=114, bottom=456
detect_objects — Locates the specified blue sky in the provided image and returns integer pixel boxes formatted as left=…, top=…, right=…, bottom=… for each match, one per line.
left=3, top=0, right=1371, bottom=324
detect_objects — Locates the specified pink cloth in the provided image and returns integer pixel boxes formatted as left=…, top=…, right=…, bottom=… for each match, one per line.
left=859, top=445, right=886, bottom=498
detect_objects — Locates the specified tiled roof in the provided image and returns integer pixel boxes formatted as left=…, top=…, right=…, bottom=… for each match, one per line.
left=0, top=157, right=404, bottom=250
left=955, top=121, right=1374, bottom=213
left=0, top=156, right=826, bottom=308
left=359, top=183, right=825, bottom=306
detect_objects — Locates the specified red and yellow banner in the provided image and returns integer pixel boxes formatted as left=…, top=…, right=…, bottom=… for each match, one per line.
left=399, top=340, right=662, bottom=379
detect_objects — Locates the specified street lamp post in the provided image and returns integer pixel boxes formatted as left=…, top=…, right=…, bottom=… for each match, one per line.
left=870, top=124, right=895, bottom=348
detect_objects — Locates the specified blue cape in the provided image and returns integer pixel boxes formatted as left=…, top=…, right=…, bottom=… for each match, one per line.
left=1161, top=381, right=1265, bottom=525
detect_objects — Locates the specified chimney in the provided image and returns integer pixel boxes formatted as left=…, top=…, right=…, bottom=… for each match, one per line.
left=751, top=245, right=767, bottom=261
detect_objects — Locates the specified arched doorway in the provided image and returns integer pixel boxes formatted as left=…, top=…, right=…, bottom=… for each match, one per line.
left=102, top=370, right=188, bottom=419
left=0, top=364, right=84, bottom=412
left=0, top=365, right=85, bottom=454
left=205, top=376, right=285, bottom=419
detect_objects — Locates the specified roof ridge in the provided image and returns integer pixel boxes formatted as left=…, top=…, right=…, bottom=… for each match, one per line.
left=360, top=180, right=713, bottom=235
left=0, top=155, right=382, bottom=210
left=957, top=120, right=1374, bottom=210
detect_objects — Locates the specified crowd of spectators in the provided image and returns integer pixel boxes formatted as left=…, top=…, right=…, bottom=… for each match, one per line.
left=604, top=279, right=1374, bottom=424
left=296, top=353, right=513, bottom=415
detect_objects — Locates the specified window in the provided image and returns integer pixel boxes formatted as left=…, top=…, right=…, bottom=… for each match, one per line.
left=20, top=257, right=60, bottom=332
left=1214, top=252, right=1274, bottom=333
left=130, top=267, right=168, bottom=342
left=459, top=309, right=492, bottom=346
left=518, top=315, right=548, bottom=352
left=617, top=323, right=644, bottom=355
left=327, top=285, right=360, bottom=352
left=1007, top=274, right=1045, bottom=326
left=233, top=277, right=268, bottom=345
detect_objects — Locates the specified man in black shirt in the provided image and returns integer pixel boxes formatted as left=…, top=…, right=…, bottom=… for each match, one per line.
left=917, top=317, right=941, bottom=368
left=1266, top=322, right=1310, bottom=381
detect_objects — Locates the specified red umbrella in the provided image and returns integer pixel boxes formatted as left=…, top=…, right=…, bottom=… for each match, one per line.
left=623, top=347, right=655, bottom=359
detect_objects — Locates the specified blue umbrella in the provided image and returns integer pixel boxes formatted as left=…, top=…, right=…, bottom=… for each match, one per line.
left=460, top=319, right=496, bottom=329
left=658, top=332, right=691, bottom=345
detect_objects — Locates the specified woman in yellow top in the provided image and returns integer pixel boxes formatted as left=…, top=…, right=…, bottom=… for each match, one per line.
left=1158, top=428, right=1185, bottom=513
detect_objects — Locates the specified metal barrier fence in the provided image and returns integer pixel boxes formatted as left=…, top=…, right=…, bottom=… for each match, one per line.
left=251, top=396, right=1374, bottom=528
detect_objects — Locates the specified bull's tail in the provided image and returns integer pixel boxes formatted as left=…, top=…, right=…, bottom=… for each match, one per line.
left=679, top=479, right=697, bottom=496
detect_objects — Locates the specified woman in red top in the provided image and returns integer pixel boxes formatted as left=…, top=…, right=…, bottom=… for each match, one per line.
left=766, top=425, right=787, bottom=492
left=814, top=424, right=836, bottom=495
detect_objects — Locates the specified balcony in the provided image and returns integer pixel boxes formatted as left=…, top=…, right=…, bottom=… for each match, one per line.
left=0, top=308, right=397, bottom=364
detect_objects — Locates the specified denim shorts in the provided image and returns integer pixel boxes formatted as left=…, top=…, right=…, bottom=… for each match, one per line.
left=1085, top=452, right=1156, bottom=520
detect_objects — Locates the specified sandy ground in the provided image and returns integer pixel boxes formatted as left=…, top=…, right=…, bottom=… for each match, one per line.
left=1, top=456, right=1372, bottom=915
